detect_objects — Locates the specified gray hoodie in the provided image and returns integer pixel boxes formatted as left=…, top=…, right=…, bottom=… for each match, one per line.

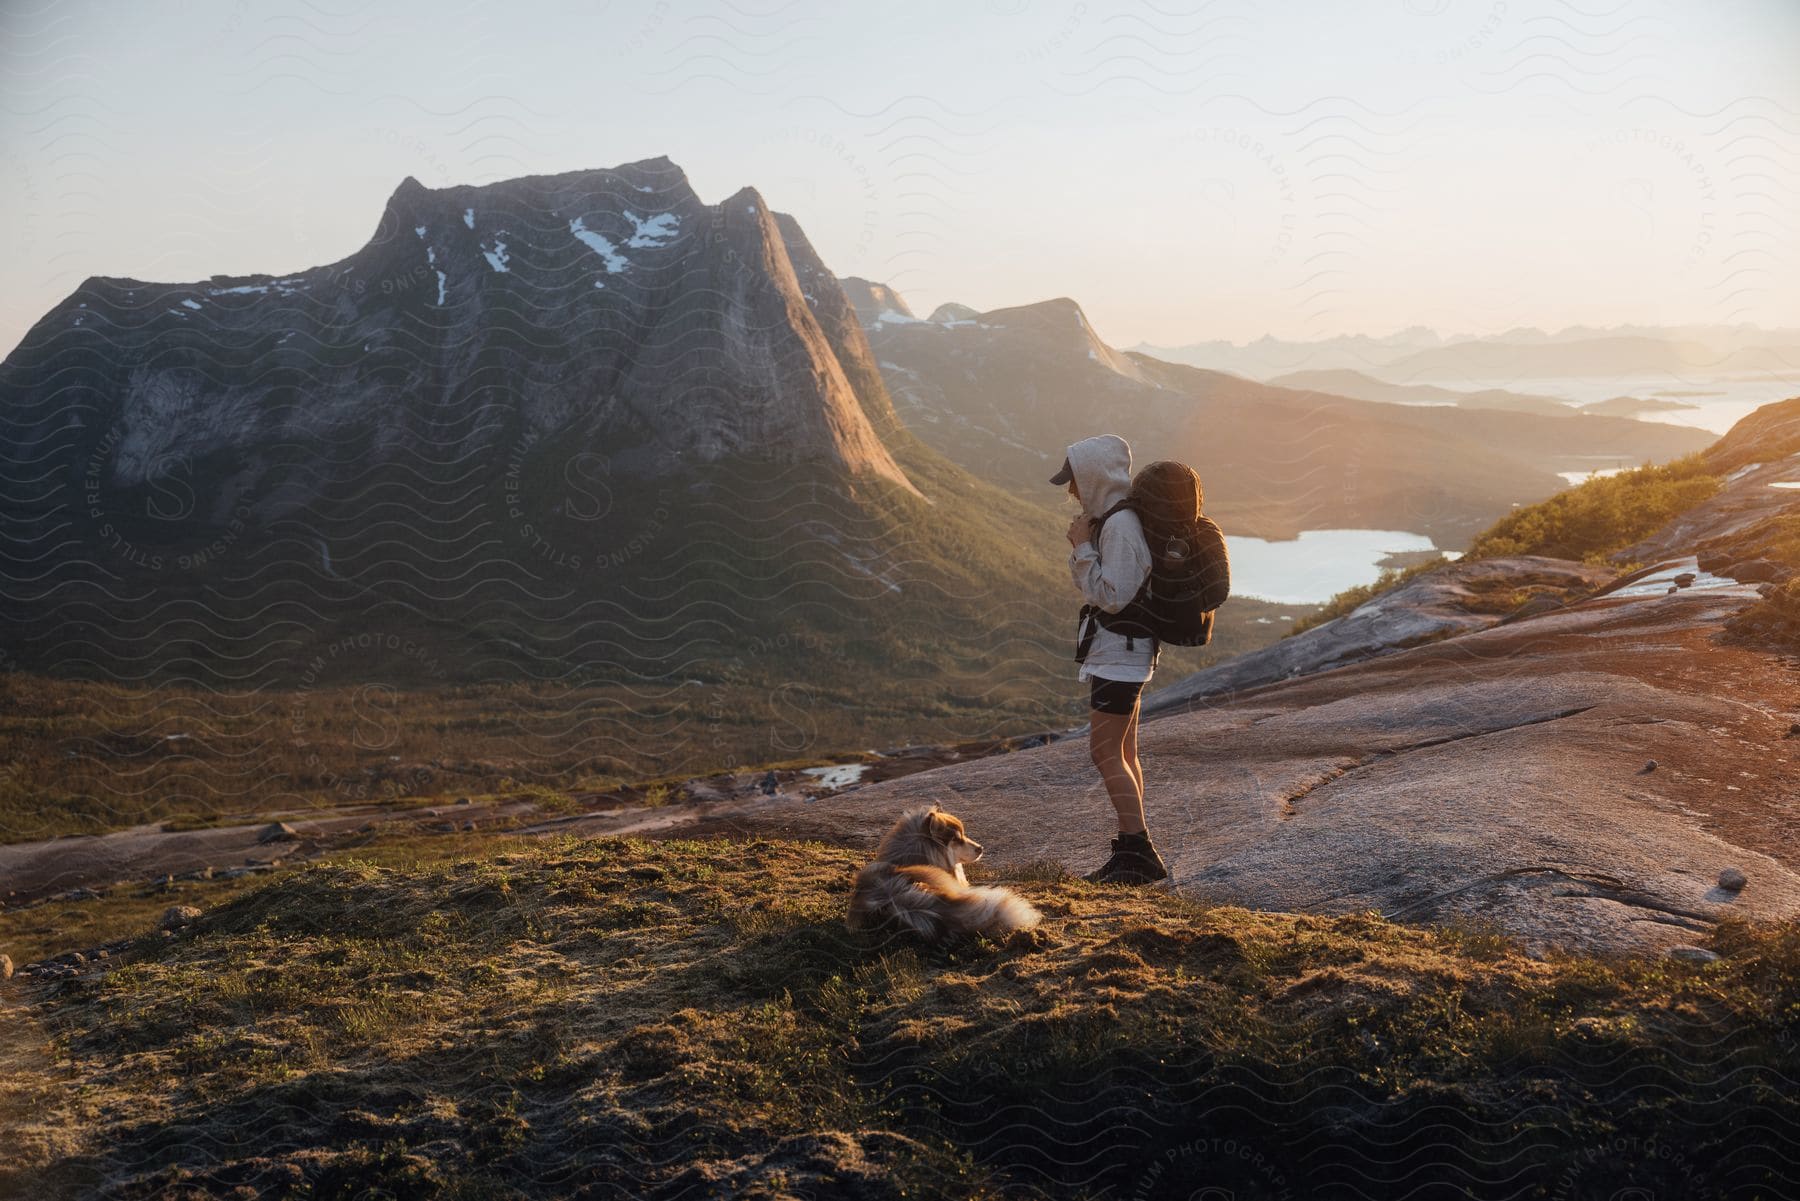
left=1065, top=434, right=1158, bottom=682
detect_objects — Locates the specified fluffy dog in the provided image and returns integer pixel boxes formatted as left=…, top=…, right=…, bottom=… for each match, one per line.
left=847, top=804, right=1042, bottom=940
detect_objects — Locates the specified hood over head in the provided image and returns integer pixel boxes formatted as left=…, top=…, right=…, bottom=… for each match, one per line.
left=1063, top=434, right=1133, bottom=516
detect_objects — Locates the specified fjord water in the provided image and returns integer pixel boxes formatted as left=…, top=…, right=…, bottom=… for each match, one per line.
left=1224, top=529, right=1443, bottom=605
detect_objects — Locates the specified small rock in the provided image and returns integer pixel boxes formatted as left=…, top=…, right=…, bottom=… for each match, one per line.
left=1786, top=722, right=1800, bottom=739
left=1668, top=945, right=1720, bottom=964
left=358, top=822, right=377, bottom=833
left=160, top=905, right=202, bottom=930
left=257, top=822, right=298, bottom=845
left=1, top=954, right=12, bottom=980
left=95, top=949, right=108, bottom=960
left=1640, top=759, right=1657, bottom=774
left=1718, top=867, right=1748, bottom=891
left=455, top=796, right=472, bottom=806
left=462, top=821, right=476, bottom=832
left=68, top=952, right=87, bottom=967
left=1673, top=572, right=1697, bottom=587
left=430, top=821, right=457, bottom=833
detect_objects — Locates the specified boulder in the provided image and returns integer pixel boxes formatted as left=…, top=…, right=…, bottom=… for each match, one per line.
left=160, top=905, right=202, bottom=930
left=256, top=822, right=298, bottom=844
left=1726, top=559, right=1790, bottom=584
left=1719, top=867, right=1748, bottom=891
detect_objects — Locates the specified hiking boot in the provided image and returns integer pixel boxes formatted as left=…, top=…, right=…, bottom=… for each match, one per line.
left=1083, top=832, right=1169, bottom=885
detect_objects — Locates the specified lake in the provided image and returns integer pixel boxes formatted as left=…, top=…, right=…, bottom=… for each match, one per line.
left=1226, top=529, right=1445, bottom=605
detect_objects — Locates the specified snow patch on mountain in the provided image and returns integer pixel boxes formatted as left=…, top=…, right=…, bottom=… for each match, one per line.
left=624, top=210, right=679, bottom=248
left=569, top=217, right=628, bottom=273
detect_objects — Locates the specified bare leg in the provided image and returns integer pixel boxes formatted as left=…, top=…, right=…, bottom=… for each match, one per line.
left=1123, top=699, right=1144, bottom=809
left=1090, top=708, right=1147, bottom=835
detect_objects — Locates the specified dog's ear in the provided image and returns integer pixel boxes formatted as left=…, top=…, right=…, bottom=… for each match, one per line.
left=924, top=810, right=959, bottom=841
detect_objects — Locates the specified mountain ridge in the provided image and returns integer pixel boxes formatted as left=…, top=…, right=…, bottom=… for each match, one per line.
left=848, top=279, right=1714, bottom=544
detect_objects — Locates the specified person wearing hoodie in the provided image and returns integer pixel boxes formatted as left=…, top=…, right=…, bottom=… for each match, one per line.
left=1051, top=434, right=1170, bottom=885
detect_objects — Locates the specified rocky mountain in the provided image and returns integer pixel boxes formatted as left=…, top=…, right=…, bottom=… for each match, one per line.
left=837, top=276, right=914, bottom=324
left=1133, top=326, right=1446, bottom=378
left=856, top=284, right=1713, bottom=544
left=0, top=159, right=1070, bottom=701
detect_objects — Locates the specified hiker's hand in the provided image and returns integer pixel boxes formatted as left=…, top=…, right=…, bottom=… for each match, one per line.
left=1066, top=515, right=1094, bottom=548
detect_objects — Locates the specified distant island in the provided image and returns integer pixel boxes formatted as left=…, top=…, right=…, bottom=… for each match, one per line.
left=1581, top=395, right=1701, bottom=418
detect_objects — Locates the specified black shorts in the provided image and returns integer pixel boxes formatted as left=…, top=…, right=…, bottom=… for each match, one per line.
left=1088, top=676, right=1146, bottom=716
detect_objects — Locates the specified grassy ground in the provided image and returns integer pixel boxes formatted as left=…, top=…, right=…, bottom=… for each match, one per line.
left=1460, top=451, right=1720, bottom=563
left=5, top=835, right=1797, bottom=1199
left=0, top=670, right=1051, bottom=843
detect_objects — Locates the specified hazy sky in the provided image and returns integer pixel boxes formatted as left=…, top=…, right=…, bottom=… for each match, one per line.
left=3, top=0, right=1797, bottom=354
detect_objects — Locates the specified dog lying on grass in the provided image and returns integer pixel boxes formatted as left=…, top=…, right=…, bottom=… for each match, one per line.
left=847, top=804, right=1042, bottom=941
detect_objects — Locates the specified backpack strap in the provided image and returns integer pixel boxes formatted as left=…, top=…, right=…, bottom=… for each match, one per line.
left=1074, top=604, right=1098, bottom=662
left=1090, top=499, right=1133, bottom=536
left=1079, top=500, right=1154, bottom=653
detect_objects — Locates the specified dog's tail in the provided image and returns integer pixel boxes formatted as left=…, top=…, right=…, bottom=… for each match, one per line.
left=949, top=883, right=1043, bottom=937
left=896, top=865, right=1042, bottom=938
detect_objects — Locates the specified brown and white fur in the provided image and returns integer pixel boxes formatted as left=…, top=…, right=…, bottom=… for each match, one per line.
left=847, top=804, right=1042, bottom=941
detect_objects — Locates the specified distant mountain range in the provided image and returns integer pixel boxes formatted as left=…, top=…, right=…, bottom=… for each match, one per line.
left=1136, top=324, right=1800, bottom=383
left=854, top=288, right=1713, bottom=544
left=0, top=159, right=1074, bottom=700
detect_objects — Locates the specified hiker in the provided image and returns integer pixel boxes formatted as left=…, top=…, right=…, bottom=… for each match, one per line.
left=1053, top=434, right=1169, bottom=884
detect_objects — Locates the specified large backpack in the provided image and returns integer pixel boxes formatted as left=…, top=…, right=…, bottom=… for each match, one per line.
left=1077, top=460, right=1230, bottom=657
